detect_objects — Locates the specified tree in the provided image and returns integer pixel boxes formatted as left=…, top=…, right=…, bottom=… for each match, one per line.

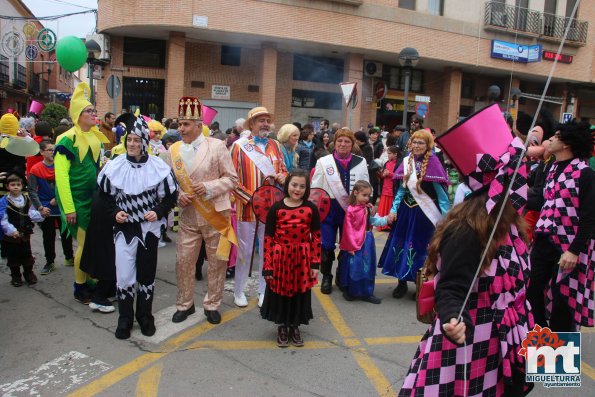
left=40, top=103, right=68, bottom=129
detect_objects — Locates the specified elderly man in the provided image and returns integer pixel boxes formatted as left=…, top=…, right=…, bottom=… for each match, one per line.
left=168, top=97, right=238, bottom=325
left=230, top=107, right=287, bottom=308
left=55, top=82, right=110, bottom=304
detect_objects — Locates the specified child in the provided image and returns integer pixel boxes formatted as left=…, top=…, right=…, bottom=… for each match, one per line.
left=260, top=169, right=321, bottom=348
left=1, top=172, right=44, bottom=286
left=338, top=180, right=388, bottom=303
left=376, top=146, right=400, bottom=231
left=28, top=140, right=74, bottom=274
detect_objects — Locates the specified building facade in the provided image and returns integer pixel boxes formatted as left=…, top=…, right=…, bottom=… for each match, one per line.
left=95, top=0, right=594, bottom=132
left=0, top=0, right=74, bottom=116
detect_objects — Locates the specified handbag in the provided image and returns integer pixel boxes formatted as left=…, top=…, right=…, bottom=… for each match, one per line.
left=415, top=264, right=435, bottom=324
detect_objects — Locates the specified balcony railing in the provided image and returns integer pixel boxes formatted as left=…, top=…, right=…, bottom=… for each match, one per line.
left=484, top=1, right=588, bottom=46
left=29, top=72, right=40, bottom=94
left=0, top=55, right=9, bottom=83
left=13, top=63, right=26, bottom=89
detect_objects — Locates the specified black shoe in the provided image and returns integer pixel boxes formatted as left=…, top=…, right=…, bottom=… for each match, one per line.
left=172, top=305, right=195, bottom=323
left=204, top=309, right=221, bottom=324
left=161, top=233, right=172, bottom=243
left=137, top=316, right=156, bottom=336
left=115, top=317, right=133, bottom=340
left=362, top=295, right=382, bottom=304
left=392, top=281, right=408, bottom=299
left=226, top=268, right=235, bottom=279
left=342, top=290, right=355, bottom=301
left=10, top=275, right=24, bottom=287
left=321, top=275, right=333, bottom=295
left=74, top=282, right=92, bottom=304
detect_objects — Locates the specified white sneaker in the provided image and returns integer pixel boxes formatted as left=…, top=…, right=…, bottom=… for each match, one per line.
left=234, top=293, right=248, bottom=307
left=89, top=302, right=116, bottom=313
left=158, top=240, right=166, bottom=248
left=258, top=293, right=265, bottom=308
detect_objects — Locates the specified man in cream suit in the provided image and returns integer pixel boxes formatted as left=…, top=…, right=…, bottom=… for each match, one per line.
left=167, top=96, right=238, bottom=325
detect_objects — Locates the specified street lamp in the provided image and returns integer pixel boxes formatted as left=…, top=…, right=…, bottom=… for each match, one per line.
left=398, top=47, right=419, bottom=130
left=85, top=39, right=101, bottom=105
left=487, top=85, right=501, bottom=103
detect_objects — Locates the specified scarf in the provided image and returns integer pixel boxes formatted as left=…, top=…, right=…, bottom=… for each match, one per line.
left=333, top=151, right=352, bottom=170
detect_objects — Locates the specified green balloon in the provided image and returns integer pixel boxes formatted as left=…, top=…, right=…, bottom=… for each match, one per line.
left=56, top=36, right=87, bottom=72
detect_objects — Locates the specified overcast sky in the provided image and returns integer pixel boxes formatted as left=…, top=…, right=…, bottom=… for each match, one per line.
left=21, top=0, right=98, bottom=39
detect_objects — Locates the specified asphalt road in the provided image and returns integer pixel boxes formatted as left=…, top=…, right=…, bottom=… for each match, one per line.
left=1, top=230, right=593, bottom=396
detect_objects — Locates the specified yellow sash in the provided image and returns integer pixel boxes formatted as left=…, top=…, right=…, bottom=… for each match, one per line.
left=171, top=142, right=238, bottom=260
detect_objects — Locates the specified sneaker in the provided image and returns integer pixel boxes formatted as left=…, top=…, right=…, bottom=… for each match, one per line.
left=362, top=295, right=382, bottom=304
left=258, top=293, right=265, bottom=308
left=158, top=240, right=166, bottom=248
left=233, top=293, right=248, bottom=308
left=64, top=258, right=74, bottom=267
left=277, top=326, right=289, bottom=348
left=289, top=326, right=304, bottom=347
left=74, top=283, right=92, bottom=305
left=41, top=263, right=56, bottom=275
left=89, top=298, right=116, bottom=313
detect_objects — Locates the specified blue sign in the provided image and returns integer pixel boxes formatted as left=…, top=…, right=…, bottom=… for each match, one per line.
left=415, top=102, right=429, bottom=118
left=25, top=44, right=38, bottom=61
left=562, top=112, right=573, bottom=123
left=491, top=40, right=542, bottom=63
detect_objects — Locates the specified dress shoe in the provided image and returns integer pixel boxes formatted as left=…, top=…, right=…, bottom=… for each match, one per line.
left=234, top=293, right=248, bottom=307
left=277, top=326, right=289, bottom=348
left=320, top=275, right=333, bottom=295
left=172, top=305, right=195, bottom=323
left=289, top=327, right=304, bottom=347
left=362, top=295, right=382, bottom=304
left=204, top=309, right=221, bottom=324
left=392, top=281, right=408, bottom=299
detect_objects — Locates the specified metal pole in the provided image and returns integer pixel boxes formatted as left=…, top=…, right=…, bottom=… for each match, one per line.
left=349, top=106, right=353, bottom=130
left=402, top=66, right=411, bottom=129
left=88, top=61, right=95, bottom=105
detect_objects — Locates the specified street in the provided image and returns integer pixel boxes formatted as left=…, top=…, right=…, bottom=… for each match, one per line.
left=1, top=230, right=594, bottom=397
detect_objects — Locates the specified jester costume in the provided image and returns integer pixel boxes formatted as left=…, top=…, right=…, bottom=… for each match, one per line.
left=54, top=82, right=110, bottom=298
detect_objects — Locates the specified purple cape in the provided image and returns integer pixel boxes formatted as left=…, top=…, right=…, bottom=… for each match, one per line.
left=393, top=153, right=450, bottom=184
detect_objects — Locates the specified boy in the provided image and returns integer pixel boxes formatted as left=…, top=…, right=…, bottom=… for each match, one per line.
left=28, top=140, right=74, bottom=274
left=0, top=172, right=44, bottom=286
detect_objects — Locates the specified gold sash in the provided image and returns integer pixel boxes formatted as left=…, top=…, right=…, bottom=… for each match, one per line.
left=170, top=142, right=238, bottom=260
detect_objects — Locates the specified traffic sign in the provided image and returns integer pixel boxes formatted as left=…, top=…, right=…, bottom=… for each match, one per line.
left=415, top=102, right=429, bottom=118
left=339, top=82, right=357, bottom=106
left=106, top=75, right=121, bottom=99
left=374, top=82, right=387, bottom=101
left=562, top=112, right=573, bottom=123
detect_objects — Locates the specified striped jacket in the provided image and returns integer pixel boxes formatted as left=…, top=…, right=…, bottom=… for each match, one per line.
left=230, top=137, right=287, bottom=222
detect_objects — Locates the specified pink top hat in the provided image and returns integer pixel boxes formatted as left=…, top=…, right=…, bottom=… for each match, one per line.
left=436, top=104, right=513, bottom=177
left=202, top=105, right=218, bottom=125
left=29, top=100, right=45, bottom=116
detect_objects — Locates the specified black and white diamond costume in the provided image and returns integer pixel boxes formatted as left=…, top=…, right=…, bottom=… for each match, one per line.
left=97, top=114, right=177, bottom=339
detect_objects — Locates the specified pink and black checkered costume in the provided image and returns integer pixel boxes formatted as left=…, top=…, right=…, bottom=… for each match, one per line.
left=534, top=158, right=595, bottom=329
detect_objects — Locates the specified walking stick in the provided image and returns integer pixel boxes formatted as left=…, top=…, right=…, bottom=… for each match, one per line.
left=248, top=176, right=283, bottom=277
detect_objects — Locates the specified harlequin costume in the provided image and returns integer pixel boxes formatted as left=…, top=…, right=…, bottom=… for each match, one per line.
left=230, top=107, right=287, bottom=306
left=378, top=144, right=450, bottom=294
left=54, top=82, right=110, bottom=301
left=260, top=199, right=321, bottom=342
left=399, top=104, right=534, bottom=396
left=97, top=113, right=177, bottom=338
left=310, top=132, right=368, bottom=294
left=338, top=204, right=386, bottom=301
left=167, top=97, right=238, bottom=324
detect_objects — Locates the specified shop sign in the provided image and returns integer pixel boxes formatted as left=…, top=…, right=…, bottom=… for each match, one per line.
left=491, top=40, right=541, bottom=63
left=211, top=85, right=230, bottom=100
left=543, top=51, right=573, bottom=64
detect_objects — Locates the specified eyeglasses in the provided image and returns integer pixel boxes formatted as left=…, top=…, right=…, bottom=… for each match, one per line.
left=82, top=108, right=97, bottom=114
left=411, top=141, right=426, bottom=146
left=411, top=121, right=420, bottom=124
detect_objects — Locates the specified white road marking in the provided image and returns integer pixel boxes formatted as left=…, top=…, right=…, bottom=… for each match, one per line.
left=132, top=305, right=205, bottom=344
left=0, top=351, right=111, bottom=396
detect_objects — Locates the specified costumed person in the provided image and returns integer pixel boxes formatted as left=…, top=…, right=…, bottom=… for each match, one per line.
left=28, top=140, right=74, bottom=275
left=400, top=104, right=534, bottom=396
left=260, top=169, right=321, bottom=347
left=338, top=180, right=388, bottom=303
left=97, top=113, right=177, bottom=338
left=0, top=113, right=30, bottom=197
left=230, top=107, right=287, bottom=308
left=311, top=128, right=369, bottom=294
left=54, top=82, right=110, bottom=303
left=527, top=120, right=595, bottom=332
left=168, top=97, right=238, bottom=325
left=379, top=129, right=450, bottom=299
left=277, top=124, right=299, bottom=172
left=376, top=145, right=399, bottom=231
left=1, top=171, right=44, bottom=286
left=148, top=120, right=167, bottom=155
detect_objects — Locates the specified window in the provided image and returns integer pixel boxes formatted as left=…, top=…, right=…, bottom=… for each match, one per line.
left=383, top=66, right=423, bottom=92
left=221, top=46, right=241, bottom=66
left=291, top=89, right=342, bottom=110
left=293, top=55, right=344, bottom=84
left=123, top=37, right=166, bottom=68
left=428, top=0, right=443, bottom=16
left=399, top=0, right=415, bottom=10
left=566, top=0, right=579, bottom=18
left=461, top=77, right=474, bottom=99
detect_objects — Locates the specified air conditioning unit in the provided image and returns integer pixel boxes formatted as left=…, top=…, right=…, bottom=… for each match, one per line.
left=85, top=33, right=111, bottom=61
left=364, top=61, right=382, bottom=77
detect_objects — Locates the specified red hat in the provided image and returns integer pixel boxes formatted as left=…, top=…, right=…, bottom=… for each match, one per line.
left=178, top=97, right=203, bottom=121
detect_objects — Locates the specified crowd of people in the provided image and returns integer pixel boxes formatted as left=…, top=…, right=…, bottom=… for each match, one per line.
left=1, top=83, right=594, bottom=395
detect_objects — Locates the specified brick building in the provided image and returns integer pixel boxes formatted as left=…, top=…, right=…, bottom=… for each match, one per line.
left=95, top=0, right=594, bottom=132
